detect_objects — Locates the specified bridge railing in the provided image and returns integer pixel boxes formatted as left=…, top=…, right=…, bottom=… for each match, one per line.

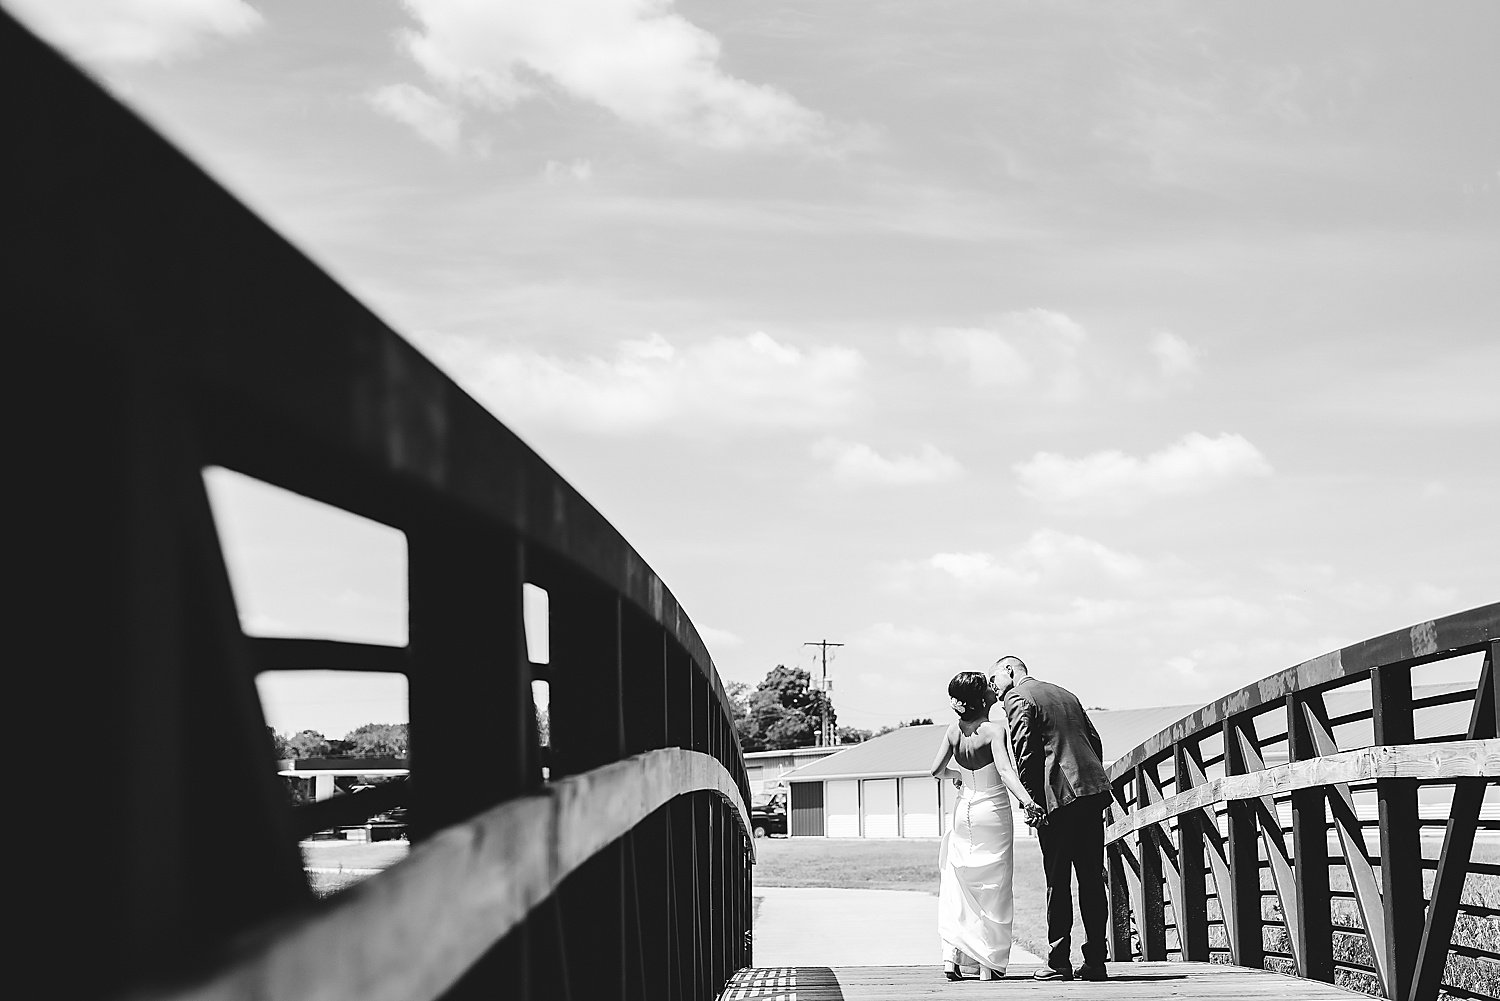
left=9, top=9, right=751, bottom=1001
left=1104, top=604, right=1499, bottom=1001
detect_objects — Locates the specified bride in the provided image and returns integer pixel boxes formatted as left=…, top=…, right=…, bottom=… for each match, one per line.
left=929, top=670, right=1038, bottom=981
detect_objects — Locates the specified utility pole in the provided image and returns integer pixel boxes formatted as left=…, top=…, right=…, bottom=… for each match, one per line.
left=803, top=639, right=844, bottom=746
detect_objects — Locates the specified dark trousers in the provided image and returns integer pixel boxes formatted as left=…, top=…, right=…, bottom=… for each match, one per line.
left=1037, top=793, right=1109, bottom=971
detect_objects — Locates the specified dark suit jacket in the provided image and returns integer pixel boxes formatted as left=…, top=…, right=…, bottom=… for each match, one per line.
left=1004, top=676, right=1109, bottom=813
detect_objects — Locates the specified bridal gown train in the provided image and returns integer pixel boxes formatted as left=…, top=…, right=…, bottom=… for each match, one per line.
left=938, top=760, right=1016, bottom=975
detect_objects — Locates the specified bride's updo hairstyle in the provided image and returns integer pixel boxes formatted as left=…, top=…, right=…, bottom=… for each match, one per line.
left=948, top=671, right=993, bottom=717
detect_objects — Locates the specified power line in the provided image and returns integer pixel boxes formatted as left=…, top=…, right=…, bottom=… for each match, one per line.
left=803, top=638, right=844, bottom=746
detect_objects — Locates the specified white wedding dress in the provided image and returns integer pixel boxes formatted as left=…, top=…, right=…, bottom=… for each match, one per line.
left=938, top=759, right=1016, bottom=976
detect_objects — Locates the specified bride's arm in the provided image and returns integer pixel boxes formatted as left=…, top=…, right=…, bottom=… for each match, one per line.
left=989, top=717, right=1036, bottom=811
left=930, top=723, right=957, bottom=778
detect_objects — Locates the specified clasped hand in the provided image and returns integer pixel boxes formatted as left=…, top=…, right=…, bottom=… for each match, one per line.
left=1023, top=802, right=1048, bottom=828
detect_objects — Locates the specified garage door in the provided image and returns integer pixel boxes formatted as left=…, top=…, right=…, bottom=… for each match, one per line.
left=863, top=778, right=898, bottom=838
left=826, top=779, right=860, bottom=837
left=789, top=781, right=824, bottom=837
left=900, top=777, right=939, bottom=838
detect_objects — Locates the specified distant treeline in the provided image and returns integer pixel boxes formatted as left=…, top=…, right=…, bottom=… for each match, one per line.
left=269, top=721, right=408, bottom=759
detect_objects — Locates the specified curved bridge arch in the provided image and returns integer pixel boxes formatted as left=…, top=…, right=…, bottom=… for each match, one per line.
left=8, top=10, right=752, bottom=1000
left=149, top=750, right=747, bottom=1001
left=1104, top=603, right=1499, bottom=1001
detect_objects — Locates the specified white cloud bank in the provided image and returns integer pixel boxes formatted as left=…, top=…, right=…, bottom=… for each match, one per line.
left=903, top=309, right=1087, bottom=398
left=544, top=158, right=594, bottom=183
left=883, top=530, right=1150, bottom=598
left=1149, top=330, right=1200, bottom=378
left=388, top=0, right=824, bottom=150
left=1015, top=432, right=1271, bottom=508
left=9, top=0, right=261, bottom=63
left=927, top=530, right=1146, bottom=590
left=812, top=439, right=961, bottom=486
left=367, top=83, right=464, bottom=154
left=697, top=625, right=743, bottom=651
left=422, top=330, right=862, bottom=434
left=905, top=312, right=1208, bottom=403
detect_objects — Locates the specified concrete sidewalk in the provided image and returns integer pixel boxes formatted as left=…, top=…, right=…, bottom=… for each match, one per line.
left=752, top=886, right=1044, bottom=969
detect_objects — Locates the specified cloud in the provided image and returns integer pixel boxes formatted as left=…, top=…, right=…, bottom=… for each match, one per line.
left=544, top=158, right=594, bottom=183
left=811, top=439, right=961, bottom=486
left=697, top=625, right=743, bottom=651
left=1018, top=529, right=1148, bottom=580
left=9, top=0, right=262, bottom=63
left=1149, top=330, right=1200, bottom=378
left=889, top=529, right=1148, bottom=594
left=367, top=83, right=463, bottom=154
left=926, top=552, right=1037, bottom=590
left=902, top=309, right=1088, bottom=400
left=420, top=330, right=862, bottom=434
left=908, top=312, right=1209, bottom=404
left=1015, top=432, right=1271, bottom=509
left=392, top=0, right=825, bottom=150
left=905, top=327, right=1032, bottom=387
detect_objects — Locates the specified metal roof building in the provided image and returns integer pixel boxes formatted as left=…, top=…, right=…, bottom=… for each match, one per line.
left=743, top=745, right=845, bottom=797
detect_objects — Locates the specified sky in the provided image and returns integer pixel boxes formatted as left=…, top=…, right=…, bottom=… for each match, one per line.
left=12, top=0, right=1497, bottom=737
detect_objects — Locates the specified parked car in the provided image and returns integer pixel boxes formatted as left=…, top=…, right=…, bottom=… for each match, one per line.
left=749, top=792, right=787, bottom=838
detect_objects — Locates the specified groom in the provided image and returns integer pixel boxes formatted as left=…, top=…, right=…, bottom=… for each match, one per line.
left=989, top=656, right=1111, bottom=982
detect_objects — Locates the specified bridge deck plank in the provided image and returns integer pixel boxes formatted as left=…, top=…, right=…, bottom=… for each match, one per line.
left=721, top=962, right=1362, bottom=1000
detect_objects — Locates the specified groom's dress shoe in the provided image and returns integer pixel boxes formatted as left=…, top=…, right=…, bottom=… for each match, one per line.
left=1075, top=965, right=1109, bottom=981
left=1033, top=967, right=1073, bottom=981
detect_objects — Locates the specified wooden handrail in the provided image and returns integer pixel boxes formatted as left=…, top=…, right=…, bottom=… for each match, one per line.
left=1108, top=603, right=1499, bottom=780
left=137, top=750, right=745, bottom=1001
left=1101, top=606, right=1498, bottom=1001
left=1105, top=738, right=1500, bottom=841
left=8, top=8, right=754, bottom=999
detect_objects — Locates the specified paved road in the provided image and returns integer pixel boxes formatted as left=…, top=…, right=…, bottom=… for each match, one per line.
left=753, top=886, right=1044, bottom=970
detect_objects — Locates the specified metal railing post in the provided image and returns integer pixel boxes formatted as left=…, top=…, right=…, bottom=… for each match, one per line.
left=1223, top=715, right=1264, bottom=970
left=539, top=566, right=625, bottom=1001
left=1288, top=692, right=1333, bottom=982
left=1372, top=664, right=1420, bottom=1000
left=1134, top=763, right=1168, bottom=960
left=1175, top=742, right=1210, bottom=961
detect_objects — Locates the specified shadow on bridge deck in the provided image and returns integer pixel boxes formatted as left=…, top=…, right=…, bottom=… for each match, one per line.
left=721, top=961, right=1355, bottom=1000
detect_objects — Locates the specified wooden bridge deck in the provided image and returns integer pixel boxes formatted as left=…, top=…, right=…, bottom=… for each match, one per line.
left=721, top=962, right=1363, bottom=1000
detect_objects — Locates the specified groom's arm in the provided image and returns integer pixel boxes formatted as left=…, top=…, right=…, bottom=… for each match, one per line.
left=1004, top=691, right=1045, bottom=808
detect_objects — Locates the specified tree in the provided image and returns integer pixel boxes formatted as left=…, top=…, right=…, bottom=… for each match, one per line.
left=287, top=729, right=331, bottom=758
left=344, top=722, right=409, bottom=757
left=724, top=681, right=752, bottom=739
left=740, top=664, right=836, bottom=751
left=836, top=725, right=874, bottom=744
left=267, top=726, right=294, bottom=759
left=872, top=717, right=935, bottom=738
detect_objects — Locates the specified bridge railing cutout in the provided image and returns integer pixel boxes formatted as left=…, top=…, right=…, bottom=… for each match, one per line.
left=8, top=8, right=752, bottom=1001
left=1104, top=604, right=1499, bottom=1001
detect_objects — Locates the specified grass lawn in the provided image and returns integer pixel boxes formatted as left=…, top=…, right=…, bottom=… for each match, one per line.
left=753, top=835, right=1085, bottom=960
left=301, top=840, right=410, bottom=897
